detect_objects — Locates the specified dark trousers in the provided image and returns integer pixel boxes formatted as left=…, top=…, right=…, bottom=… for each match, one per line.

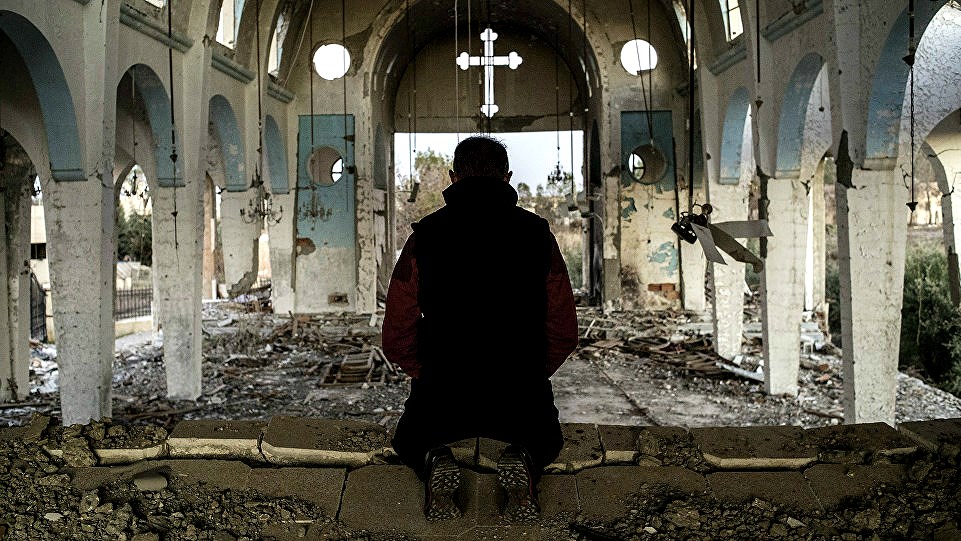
left=391, top=378, right=564, bottom=480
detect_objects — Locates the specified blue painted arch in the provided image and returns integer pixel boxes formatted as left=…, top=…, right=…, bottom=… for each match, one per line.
left=0, top=10, right=84, bottom=181
left=719, top=87, right=750, bottom=185
left=264, top=115, right=288, bottom=194
left=127, top=64, right=182, bottom=187
left=775, top=53, right=825, bottom=177
left=208, top=95, right=247, bottom=191
left=866, top=1, right=942, bottom=164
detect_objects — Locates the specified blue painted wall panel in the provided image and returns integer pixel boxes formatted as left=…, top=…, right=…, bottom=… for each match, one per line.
left=621, top=111, right=675, bottom=191
left=296, top=114, right=355, bottom=251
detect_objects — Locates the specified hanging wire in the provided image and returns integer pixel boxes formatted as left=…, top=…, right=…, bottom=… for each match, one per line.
left=454, top=0, right=460, bottom=142
left=906, top=0, right=918, bottom=212
left=627, top=0, right=655, bottom=145
left=755, top=0, right=761, bottom=84
left=484, top=0, right=492, bottom=134
left=166, top=0, right=179, bottom=250
left=256, top=0, right=264, bottom=183
left=405, top=0, right=413, bottom=186
left=131, top=69, right=138, bottom=189
left=308, top=0, right=315, bottom=152
left=555, top=33, right=561, bottom=168
left=342, top=0, right=349, bottom=157
left=688, top=0, right=695, bottom=212
left=280, top=0, right=314, bottom=87
left=568, top=0, right=575, bottom=184
left=468, top=0, right=473, bottom=128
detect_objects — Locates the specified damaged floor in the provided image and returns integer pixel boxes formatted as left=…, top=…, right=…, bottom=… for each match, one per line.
left=6, top=303, right=961, bottom=431
left=0, top=303, right=960, bottom=540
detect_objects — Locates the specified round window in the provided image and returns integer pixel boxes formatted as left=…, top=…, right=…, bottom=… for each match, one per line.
left=308, top=146, right=344, bottom=186
left=313, top=44, right=351, bottom=80
left=620, top=39, right=658, bottom=75
left=627, top=144, right=667, bottom=185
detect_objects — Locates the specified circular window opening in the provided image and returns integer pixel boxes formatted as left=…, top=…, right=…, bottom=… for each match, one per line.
left=629, top=153, right=646, bottom=181
left=313, top=44, right=351, bottom=80
left=308, top=146, right=344, bottom=186
left=620, top=39, right=658, bottom=75
left=627, top=144, right=667, bottom=184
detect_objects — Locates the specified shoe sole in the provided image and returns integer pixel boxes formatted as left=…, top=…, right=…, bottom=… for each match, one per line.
left=497, top=452, right=540, bottom=522
left=426, top=455, right=463, bottom=521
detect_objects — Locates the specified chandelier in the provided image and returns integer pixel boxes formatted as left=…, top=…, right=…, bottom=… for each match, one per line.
left=297, top=185, right=333, bottom=222
left=240, top=0, right=283, bottom=227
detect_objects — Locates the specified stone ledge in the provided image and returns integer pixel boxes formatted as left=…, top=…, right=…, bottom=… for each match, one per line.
left=692, top=426, right=817, bottom=470
left=261, top=416, right=388, bottom=467
left=807, top=423, right=918, bottom=464
left=898, top=418, right=961, bottom=462
left=706, top=471, right=823, bottom=514
left=168, top=419, right=266, bottom=461
left=546, top=423, right=603, bottom=473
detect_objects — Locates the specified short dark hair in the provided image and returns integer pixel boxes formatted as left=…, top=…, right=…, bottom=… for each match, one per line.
left=452, top=136, right=509, bottom=178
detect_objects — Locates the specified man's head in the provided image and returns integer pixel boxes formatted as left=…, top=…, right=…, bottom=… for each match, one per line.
left=449, top=136, right=512, bottom=183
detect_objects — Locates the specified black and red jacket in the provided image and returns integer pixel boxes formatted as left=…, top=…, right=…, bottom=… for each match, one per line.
left=382, top=176, right=578, bottom=385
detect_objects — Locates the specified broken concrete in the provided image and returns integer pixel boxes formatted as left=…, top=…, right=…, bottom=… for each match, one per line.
left=546, top=423, right=603, bottom=473
left=168, top=419, right=265, bottom=461
left=261, top=416, right=388, bottom=467
left=899, top=418, right=961, bottom=461
left=706, top=471, right=823, bottom=514
left=806, top=422, right=919, bottom=464
left=691, top=425, right=817, bottom=470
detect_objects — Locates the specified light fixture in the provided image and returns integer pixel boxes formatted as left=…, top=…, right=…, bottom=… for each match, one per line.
left=297, top=185, right=333, bottom=222
left=672, top=203, right=712, bottom=244
left=241, top=0, right=283, bottom=226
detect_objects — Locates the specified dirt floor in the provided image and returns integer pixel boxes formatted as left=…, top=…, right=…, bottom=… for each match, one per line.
left=2, top=302, right=961, bottom=540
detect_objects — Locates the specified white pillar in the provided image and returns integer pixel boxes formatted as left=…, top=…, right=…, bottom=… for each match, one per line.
left=681, top=185, right=707, bottom=312
left=46, top=178, right=115, bottom=424
left=3, top=171, right=31, bottom=400
left=836, top=169, right=907, bottom=424
left=761, top=177, right=808, bottom=396
left=267, top=192, right=296, bottom=313
left=150, top=19, right=212, bottom=401
left=709, top=181, right=749, bottom=359
left=220, top=190, right=260, bottom=296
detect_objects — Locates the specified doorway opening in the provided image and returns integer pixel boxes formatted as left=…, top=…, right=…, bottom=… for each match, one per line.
left=393, top=131, right=586, bottom=291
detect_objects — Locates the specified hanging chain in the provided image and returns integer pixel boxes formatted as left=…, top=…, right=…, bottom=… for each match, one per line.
left=688, top=0, right=696, bottom=211
left=906, top=0, right=918, bottom=212
left=627, top=0, right=654, bottom=145
left=454, top=0, right=460, bottom=141
left=167, top=0, right=179, bottom=250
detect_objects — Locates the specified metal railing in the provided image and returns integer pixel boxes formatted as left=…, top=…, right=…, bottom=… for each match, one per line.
left=29, top=274, right=47, bottom=342
left=115, top=288, right=152, bottom=321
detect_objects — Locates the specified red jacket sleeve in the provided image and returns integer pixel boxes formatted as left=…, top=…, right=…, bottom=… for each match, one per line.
left=382, top=234, right=422, bottom=378
left=545, top=234, right=578, bottom=376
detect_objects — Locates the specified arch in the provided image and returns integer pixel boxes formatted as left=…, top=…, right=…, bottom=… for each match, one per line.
left=0, top=10, right=83, bottom=181
left=865, top=1, right=942, bottom=165
left=208, top=94, right=247, bottom=191
left=912, top=4, right=961, bottom=144
left=719, top=87, right=750, bottom=184
left=125, top=64, right=181, bottom=187
left=264, top=114, right=288, bottom=194
left=775, top=53, right=825, bottom=177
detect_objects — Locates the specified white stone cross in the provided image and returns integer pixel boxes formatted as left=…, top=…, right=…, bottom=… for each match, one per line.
left=456, top=27, right=523, bottom=117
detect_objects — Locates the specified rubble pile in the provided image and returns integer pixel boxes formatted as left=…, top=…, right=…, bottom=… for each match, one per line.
left=571, top=453, right=961, bottom=540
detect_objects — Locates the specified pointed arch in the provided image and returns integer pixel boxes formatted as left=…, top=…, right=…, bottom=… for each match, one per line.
left=208, top=94, right=247, bottom=191
left=125, top=64, right=182, bottom=187
left=719, top=87, right=750, bottom=184
left=264, top=114, right=288, bottom=194
left=775, top=53, right=825, bottom=177
left=0, top=10, right=83, bottom=181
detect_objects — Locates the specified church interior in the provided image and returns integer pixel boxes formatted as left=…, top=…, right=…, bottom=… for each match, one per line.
left=0, top=0, right=960, bottom=539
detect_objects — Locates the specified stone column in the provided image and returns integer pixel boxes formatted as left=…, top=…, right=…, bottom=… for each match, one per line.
left=267, top=192, right=296, bottom=313
left=45, top=177, right=116, bottom=423
left=202, top=177, right=215, bottom=299
left=810, top=160, right=831, bottom=320
left=149, top=11, right=212, bottom=401
left=760, top=177, right=807, bottom=395
left=46, top=0, right=118, bottom=424
left=836, top=168, right=907, bottom=424
left=681, top=184, right=708, bottom=312
left=709, top=181, right=749, bottom=359
left=219, top=190, right=261, bottom=295
left=2, top=169, right=32, bottom=400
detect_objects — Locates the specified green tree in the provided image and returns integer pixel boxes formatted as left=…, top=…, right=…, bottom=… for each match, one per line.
left=117, top=205, right=153, bottom=266
left=395, top=149, right=453, bottom=242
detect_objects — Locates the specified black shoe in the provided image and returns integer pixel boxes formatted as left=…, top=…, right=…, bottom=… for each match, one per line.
left=497, top=445, right=540, bottom=521
left=423, top=446, right=463, bottom=521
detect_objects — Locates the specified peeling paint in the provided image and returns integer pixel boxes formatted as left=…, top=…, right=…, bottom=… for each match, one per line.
left=621, top=197, right=637, bottom=219
left=662, top=207, right=675, bottom=220
left=648, top=241, right=679, bottom=275
left=295, top=237, right=316, bottom=256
